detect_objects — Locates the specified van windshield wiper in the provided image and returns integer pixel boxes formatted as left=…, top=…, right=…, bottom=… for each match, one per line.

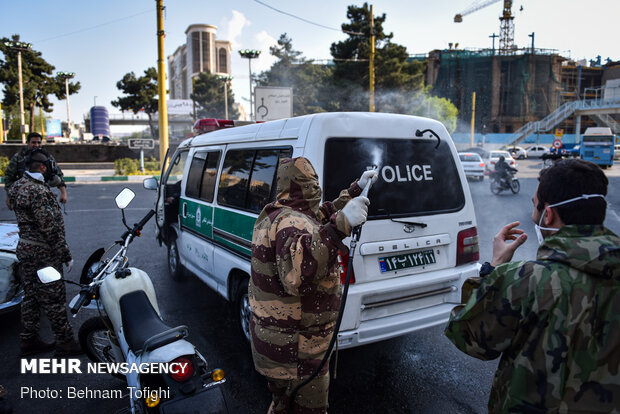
left=377, top=208, right=428, bottom=228
left=390, top=218, right=427, bottom=228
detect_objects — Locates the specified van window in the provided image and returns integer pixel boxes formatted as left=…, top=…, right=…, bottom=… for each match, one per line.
left=164, top=150, right=189, bottom=197
left=185, top=152, right=207, bottom=199
left=248, top=149, right=278, bottom=213
left=218, top=150, right=254, bottom=209
left=200, top=151, right=220, bottom=202
left=217, top=147, right=292, bottom=212
left=324, top=138, right=465, bottom=218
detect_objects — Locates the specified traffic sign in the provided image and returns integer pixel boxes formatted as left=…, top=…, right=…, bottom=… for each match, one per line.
left=128, top=139, right=155, bottom=150
left=552, top=139, right=562, bottom=149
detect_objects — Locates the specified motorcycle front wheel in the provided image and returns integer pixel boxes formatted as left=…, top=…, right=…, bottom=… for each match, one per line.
left=490, top=179, right=502, bottom=195
left=510, top=179, right=521, bottom=194
left=78, top=317, right=125, bottom=380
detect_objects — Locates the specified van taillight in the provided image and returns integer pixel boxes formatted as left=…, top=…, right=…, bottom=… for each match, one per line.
left=338, top=251, right=355, bottom=285
left=456, top=227, right=479, bottom=266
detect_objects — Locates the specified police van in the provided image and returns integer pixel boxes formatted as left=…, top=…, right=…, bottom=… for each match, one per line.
left=143, top=112, right=479, bottom=349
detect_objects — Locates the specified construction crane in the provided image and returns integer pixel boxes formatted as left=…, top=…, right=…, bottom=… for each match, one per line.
left=454, top=0, right=515, bottom=53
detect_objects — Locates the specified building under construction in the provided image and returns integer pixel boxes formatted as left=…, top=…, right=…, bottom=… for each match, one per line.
left=425, top=48, right=620, bottom=135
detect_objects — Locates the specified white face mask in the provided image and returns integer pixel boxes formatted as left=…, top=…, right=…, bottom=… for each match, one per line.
left=534, top=194, right=606, bottom=245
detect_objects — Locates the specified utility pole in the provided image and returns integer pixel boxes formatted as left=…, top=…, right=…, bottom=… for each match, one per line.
left=528, top=32, right=535, bottom=54
left=239, top=49, right=261, bottom=120
left=57, top=72, right=75, bottom=136
left=489, top=33, right=498, bottom=54
left=369, top=4, right=375, bottom=112
left=4, top=41, right=32, bottom=143
left=470, top=91, right=476, bottom=147
left=0, top=101, right=4, bottom=143
left=217, top=75, right=233, bottom=119
left=156, top=0, right=169, bottom=167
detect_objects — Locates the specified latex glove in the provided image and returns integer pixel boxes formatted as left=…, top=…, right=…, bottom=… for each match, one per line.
left=358, top=169, right=379, bottom=189
left=64, top=259, right=74, bottom=273
left=341, top=196, right=369, bottom=228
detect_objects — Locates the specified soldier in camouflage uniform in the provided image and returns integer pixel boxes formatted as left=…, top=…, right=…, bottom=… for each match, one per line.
left=8, top=149, right=81, bottom=357
left=4, top=132, right=67, bottom=210
left=445, top=158, right=620, bottom=413
left=249, top=157, right=375, bottom=413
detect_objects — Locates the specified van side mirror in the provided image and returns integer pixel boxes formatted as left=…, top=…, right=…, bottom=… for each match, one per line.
left=37, top=267, right=62, bottom=284
left=143, top=177, right=158, bottom=191
left=115, top=188, right=136, bottom=209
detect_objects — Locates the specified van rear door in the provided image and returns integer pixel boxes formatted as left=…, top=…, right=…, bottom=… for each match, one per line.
left=323, top=137, right=472, bottom=283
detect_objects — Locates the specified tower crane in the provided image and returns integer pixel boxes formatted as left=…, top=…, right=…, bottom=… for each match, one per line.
left=454, top=0, right=516, bottom=53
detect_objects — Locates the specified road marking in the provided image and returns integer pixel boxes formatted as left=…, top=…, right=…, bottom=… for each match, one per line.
left=610, top=209, right=620, bottom=223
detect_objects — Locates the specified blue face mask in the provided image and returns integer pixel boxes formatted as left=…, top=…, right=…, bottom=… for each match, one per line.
left=534, top=194, right=606, bottom=244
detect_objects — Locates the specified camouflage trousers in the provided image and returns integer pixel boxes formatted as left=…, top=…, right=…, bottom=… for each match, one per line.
left=267, top=372, right=330, bottom=414
left=17, top=244, right=74, bottom=343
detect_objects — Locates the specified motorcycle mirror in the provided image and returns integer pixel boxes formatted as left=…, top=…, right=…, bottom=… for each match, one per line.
left=37, top=267, right=62, bottom=284
left=115, top=188, right=136, bottom=209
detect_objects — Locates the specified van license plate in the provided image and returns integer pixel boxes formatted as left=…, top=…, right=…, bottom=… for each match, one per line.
left=379, top=249, right=436, bottom=273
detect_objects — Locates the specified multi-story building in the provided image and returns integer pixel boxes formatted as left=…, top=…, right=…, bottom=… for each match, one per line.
left=168, top=24, right=232, bottom=100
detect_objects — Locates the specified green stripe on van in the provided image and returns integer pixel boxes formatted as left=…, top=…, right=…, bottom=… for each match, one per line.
left=180, top=198, right=214, bottom=238
left=213, top=207, right=256, bottom=255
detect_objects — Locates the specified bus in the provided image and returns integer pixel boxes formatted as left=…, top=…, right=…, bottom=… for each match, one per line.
left=580, top=127, right=615, bottom=168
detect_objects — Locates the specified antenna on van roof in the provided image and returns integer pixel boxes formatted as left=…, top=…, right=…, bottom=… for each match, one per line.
left=415, top=129, right=441, bottom=149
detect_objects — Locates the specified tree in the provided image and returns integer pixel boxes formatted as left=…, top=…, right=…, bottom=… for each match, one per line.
left=256, top=33, right=334, bottom=115
left=112, top=67, right=159, bottom=138
left=0, top=34, right=80, bottom=133
left=190, top=71, right=239, bottom=119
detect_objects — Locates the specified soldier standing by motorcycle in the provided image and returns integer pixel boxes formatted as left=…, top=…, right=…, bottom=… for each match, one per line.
left=8, top=149, right=81, bottom=357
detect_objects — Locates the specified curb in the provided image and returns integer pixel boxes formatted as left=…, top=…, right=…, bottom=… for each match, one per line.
left=1, top=176, right=155, bottom=184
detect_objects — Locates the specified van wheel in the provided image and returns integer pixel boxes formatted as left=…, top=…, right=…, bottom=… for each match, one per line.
left=236, top=279, right=251, bottom=343
left=167, top=238, right=185, bottom=281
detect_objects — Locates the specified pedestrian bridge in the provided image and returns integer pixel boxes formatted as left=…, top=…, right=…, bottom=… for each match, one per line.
left=509, top=92, right=620, bottom=145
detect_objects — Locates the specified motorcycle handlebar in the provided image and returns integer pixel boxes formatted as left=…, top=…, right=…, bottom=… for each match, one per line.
left=121, top=209, right=155, bottom=243
left=70, top=289, right=91, bottom=314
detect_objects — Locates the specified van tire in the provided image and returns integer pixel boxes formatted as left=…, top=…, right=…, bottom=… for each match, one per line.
left=236, top=279, right=251, bottom=343
left=167, top=237, right=185, bottom=281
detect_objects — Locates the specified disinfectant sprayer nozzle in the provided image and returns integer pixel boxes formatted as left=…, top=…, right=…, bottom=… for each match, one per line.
left=360, top=165, right=377, bottom=198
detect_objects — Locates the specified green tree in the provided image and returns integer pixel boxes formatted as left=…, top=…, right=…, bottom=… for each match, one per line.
left=256, top=33, right=334, bottom=115
left=112, top=67, right=159, bottom=138
left=0, top=34, right=80, bottom=133
left=191, top=71, right=239, bottom=119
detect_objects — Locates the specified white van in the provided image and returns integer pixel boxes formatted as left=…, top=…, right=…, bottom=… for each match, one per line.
left=144, top=112, right=480, bottom=349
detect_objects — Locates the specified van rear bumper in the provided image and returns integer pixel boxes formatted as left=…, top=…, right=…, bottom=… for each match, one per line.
left=336, top=263, right=479, bottom=349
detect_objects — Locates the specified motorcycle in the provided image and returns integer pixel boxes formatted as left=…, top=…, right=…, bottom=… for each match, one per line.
left=489, top=169, right=520, bottom=194
left=63, top=188, right=228, bottom=414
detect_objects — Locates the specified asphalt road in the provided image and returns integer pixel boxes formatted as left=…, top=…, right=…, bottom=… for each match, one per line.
left=1, top=160, right=619, bottom=414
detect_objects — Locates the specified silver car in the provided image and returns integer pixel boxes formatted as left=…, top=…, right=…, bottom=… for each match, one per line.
left=0, top=223, right=22, bottom=314
left=458, top=152, right=485, bottom=181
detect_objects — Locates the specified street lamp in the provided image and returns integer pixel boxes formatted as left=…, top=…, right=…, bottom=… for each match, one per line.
left=238, top=49, right=261, bottom=120
left=217, top=75, right=233, bottom=119
left=4, top=40, right=32, bottom=143
left=57, top=72, right=75, bottom=134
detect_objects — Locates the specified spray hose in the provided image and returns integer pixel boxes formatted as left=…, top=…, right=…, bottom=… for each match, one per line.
left=287, top=176, right=373, bottom=414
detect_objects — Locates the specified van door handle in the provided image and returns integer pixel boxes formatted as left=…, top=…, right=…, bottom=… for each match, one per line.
left=182, top=202, right=187, bottom=218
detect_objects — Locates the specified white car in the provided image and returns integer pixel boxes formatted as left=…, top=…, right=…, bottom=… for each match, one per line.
left=0, top=223, right=21, bottom=314
left=525, top=145, right=550, bottom=158
left=504, top=146, right=527, bottom=159
left=458, top=152, right=485, bottom=180
left=614, top=145, right=620, bottom=161
left=484, top=150, right=517, bottom=172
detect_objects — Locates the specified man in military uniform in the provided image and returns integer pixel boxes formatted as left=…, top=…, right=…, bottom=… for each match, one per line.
left=445, top=158, right=619, bottom=413
left=249, top=157, right=376, bottom=413
left=4, top=132, right=67, bottom=210
left=8, top=149, right=81, bottom=356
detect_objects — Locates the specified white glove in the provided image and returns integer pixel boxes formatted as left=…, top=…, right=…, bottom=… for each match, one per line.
left=341, top=196, right=369, bottom=228
left=64, top=260, right=74, bottom=273
left=358, top=169, right=378, bottom=189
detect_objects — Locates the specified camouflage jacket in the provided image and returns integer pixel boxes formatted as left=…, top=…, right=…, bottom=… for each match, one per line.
left=3, top=148, right=65, bottom=191
left=445, top=225, right=620, bottom=413
left=249, top=157, right=361, bottom=380
left=8, top=174, right=71, bottom=263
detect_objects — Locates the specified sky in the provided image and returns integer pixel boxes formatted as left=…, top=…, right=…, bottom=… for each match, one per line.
left=1, top=0, right=618, bottom=127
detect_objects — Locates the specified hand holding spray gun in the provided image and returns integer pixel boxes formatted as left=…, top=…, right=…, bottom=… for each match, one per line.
left=342, top=166, right=378, bottom=240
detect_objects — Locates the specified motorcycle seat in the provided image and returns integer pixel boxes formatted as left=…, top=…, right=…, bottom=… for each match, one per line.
left=120, top=290, right=187, bottom=354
